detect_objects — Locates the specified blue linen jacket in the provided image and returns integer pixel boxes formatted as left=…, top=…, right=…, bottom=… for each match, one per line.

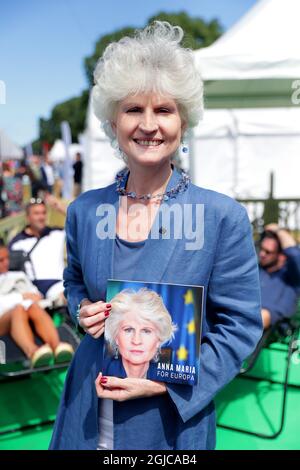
left=49, top=166, right=262, bottom=450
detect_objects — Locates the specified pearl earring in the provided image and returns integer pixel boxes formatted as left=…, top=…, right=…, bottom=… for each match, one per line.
left=181, top=140, right=189, bottom=154
left=153, top=348, right=161, bottom=362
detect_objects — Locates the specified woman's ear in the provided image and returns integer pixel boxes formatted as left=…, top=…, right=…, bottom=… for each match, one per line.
left=111, top=121, right=117, bottom=135
left=181, top=121, right=187, bottom=137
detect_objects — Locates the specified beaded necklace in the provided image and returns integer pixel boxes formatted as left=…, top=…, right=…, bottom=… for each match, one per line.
left=115, top=167, right=190, bottom=201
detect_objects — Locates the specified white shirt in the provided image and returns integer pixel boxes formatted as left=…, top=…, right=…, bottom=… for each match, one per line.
left=0, top=271, right=39, bottom=316
left=97, top=399, right=114, bottom=450
left=10, top=229, right=65, bottom=281
left=42, top=164, right=55, bottom=186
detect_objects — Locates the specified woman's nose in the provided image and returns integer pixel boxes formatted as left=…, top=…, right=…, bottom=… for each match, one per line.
left=132, top=332, right=142, bottom=344
left=138, top=112, right=159, bottom=133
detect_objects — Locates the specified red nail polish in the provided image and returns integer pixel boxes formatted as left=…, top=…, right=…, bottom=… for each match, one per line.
left=106, top=304, right=111, bottom=308
left=100, top=376, right=107, bottom=384
left=104, top=311, right=110, bottom=317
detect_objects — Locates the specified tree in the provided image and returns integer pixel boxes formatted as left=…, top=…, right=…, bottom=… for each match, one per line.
left=32, top=90, right=89, bottom=153
left=33, top=11, right=222, bottom=150
left=84, top=26, right=137, bottom=88
left=84, top=11, right=222, bottom=86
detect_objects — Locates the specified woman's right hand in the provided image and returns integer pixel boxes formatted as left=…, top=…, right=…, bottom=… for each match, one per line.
left=22, top=292, right=43, bottom=302
left=78, top=300, right=112, bottom=338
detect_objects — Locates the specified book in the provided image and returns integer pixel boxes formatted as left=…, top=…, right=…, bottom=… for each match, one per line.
left=103, top=279, right=203, bottom=386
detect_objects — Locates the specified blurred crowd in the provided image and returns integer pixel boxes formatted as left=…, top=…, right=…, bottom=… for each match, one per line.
left=0, top=152, right=83, bottom=218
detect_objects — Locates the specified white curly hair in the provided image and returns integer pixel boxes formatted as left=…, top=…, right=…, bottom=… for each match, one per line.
left=92, top=21, right=204, bottom=144
left=105, top=288, right=177, bottom=350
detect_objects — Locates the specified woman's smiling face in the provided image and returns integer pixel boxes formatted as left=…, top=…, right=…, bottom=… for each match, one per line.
left=112, top=92, right=185, bottom=167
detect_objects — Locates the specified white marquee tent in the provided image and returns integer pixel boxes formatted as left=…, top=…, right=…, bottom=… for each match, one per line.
left=192, top=0, right=300, bottom=198
left=49, top=139, right=83, bottom=162
left=0, top=128, right=23, bottom=161
left=82, top=0, right=300, bottom=198
left=82, top=100, right=124, bottom=192
left=194, top=0, right=300, bottom=82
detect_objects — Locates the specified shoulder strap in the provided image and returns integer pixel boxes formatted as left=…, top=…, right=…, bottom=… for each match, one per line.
left=26, top=234, right=46, bottom=281
left=28, top=235, right=43, bottom=256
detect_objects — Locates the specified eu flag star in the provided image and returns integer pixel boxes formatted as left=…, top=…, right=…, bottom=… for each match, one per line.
left=176, top=345, right=188, bottom=361
left=187, top=319, right=195, bottom=334
left=184, top=289, right=193, bottom=305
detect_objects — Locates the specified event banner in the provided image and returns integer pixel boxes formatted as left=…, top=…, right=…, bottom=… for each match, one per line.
left=103, top=279, right=203, bottom=385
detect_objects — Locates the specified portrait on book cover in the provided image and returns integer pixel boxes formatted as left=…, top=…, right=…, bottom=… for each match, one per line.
left=103, top=279, right=203, bottom=385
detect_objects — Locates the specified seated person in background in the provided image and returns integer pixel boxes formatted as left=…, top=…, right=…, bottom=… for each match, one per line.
left=40, top=153, right=55, bottom=195
left=2, top=162, right=23, bottom=216
left=0, top=240, right=74, bottom=368
left=259, top=224, right=300, bottom=329
left=9, top=198, right=66, bottom=306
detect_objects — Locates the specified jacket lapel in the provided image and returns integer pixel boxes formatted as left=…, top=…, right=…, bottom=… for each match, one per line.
left=96, top=189, right=119, bottom=291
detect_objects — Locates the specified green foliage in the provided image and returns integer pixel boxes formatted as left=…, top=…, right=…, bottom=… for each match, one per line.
left=33, top=90, right=89, bottom=152
left=84, top=26, right=136, bottom=88
left=149, top=11, right=222, bottom=49
left=84, top=11, right=222, bottom=86
left=34, top=11, right=222, bottom=150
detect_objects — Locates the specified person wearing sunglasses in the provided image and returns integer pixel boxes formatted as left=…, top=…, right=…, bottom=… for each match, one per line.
left=259, top=224, right=300, bottom=329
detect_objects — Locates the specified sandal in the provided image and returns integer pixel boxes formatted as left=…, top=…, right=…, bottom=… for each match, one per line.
left=31, top=344, right=54, bottom=368
left=54, top=342, right=74, bottom=364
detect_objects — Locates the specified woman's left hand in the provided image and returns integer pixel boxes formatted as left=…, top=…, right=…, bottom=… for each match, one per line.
left=95, top=372, right=167, bottom=402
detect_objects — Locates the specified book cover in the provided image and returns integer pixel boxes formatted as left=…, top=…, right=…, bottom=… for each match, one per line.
left=103, top=279, right=203, bottom=385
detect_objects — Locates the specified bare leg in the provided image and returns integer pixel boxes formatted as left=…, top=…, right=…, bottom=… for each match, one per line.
left=0, top=310, right=12, bottom=336
left=9, top=305, right=39, bottom=358
left=27, top=303, right=60, bottom=351
left=261, top=308, right=271, bottom=329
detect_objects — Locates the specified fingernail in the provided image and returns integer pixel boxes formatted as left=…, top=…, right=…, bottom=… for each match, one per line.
left=104, top=311, right=110, bottom=317
left=100, top=376, right=107, bottom=384
left=106, top=304, right=111, bottom=309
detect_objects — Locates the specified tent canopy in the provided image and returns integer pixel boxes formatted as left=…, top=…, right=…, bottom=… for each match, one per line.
left=81, top=97, right=124, bottom=191
left=0, top=129, right=23, bottom=161
left=190, top=0, right=300, bottom=199
left=192, top=107, right=300, bottom=198
left=49, top=139, right=83, bottom=162
left=195, top=0, right=300, bottom=108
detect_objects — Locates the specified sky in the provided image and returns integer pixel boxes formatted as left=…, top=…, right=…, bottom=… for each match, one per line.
left=0, top=0, right=258, bottom=147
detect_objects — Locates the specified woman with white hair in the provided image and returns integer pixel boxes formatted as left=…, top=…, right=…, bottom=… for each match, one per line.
left=50, top=22, right=262, bottom=450
left=103, top=288, right=176, bottom=379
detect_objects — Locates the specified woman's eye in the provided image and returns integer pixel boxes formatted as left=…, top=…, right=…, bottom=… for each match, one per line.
left=126, top=107, right=141, bottom=113
left=142, top=329, right=152, bottom=334
left=158, top=108, right=170, bottom=113
left=124, top=328, right=134, bottom=334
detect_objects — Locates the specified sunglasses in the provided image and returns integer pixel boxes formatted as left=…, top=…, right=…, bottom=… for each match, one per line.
left=260, top=247, right=278, bottom=255
left=28, top=198, right=45, bottom=205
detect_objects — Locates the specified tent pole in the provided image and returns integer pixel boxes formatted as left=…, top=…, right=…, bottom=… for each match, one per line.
left=230, top=110, right=239, bottom=198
